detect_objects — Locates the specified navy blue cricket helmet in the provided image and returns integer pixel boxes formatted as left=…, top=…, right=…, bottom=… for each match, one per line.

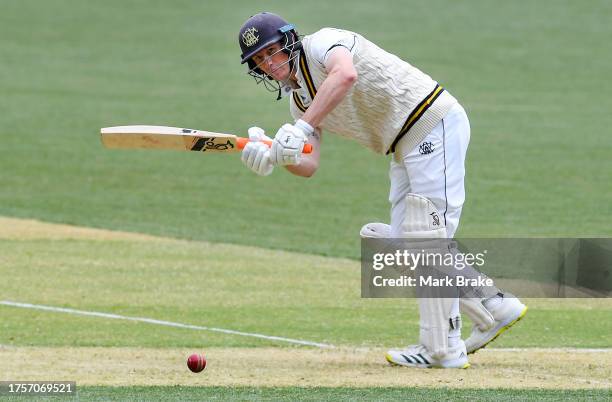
left=238, top=12, right=301, bottom=98
left=239, top=12, right=299, bottom=68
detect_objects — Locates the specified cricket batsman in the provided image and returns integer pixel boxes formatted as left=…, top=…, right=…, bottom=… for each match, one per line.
left=238, top=12, right=527, bottom=368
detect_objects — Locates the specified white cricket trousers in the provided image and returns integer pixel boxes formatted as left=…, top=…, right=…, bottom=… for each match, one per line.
left=389, top=103, right=470, bottom=350
left=389, top=103, right=470, bottom=238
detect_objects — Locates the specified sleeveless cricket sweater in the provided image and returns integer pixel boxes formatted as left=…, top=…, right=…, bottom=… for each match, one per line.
left=289, top=28, right=457, bottom=155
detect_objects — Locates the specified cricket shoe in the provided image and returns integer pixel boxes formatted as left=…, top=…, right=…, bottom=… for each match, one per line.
left=465, top=293, right=528, bottom=354
left=385, top=342, right=470, bottom=369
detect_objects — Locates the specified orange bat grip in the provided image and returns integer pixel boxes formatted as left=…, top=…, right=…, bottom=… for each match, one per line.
left=236, top=137, right=313, bottom=154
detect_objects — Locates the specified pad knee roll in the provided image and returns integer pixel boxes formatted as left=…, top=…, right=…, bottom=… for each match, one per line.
left=401, top=194, right=447, bottom=238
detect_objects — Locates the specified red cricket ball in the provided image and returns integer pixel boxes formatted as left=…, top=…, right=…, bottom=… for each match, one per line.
left=187, top=353, right=207, bottom=373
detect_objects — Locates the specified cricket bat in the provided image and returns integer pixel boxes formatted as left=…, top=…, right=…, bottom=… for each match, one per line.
left=100, top=125, right=312, bottom=154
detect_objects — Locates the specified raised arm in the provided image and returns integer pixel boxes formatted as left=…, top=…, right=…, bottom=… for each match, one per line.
left=300, top=47, right=358, bottom=128
left=279, top=48, right=356, bottom=177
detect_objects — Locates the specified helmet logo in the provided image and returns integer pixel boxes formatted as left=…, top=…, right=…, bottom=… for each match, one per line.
left=242, top=27, right=260, bottom=47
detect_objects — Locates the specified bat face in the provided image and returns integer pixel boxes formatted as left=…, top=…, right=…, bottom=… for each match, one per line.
left=100, top=125, right=240, bottom=153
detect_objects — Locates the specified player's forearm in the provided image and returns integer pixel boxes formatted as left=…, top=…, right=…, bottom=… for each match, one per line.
left=301, top=70, right=357, bottom=128
left=285, top=155, right=318, bottom=177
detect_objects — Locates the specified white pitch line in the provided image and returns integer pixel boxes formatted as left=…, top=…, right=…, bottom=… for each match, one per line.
left=0, top=301, right=334, bottom=349
left=2, top=301, right=610, bottom=353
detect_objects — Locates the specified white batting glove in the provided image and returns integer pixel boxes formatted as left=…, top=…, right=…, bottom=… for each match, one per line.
left=270, top=120, right=312, bottom=166
left=241, top=127, right=274, bottom=176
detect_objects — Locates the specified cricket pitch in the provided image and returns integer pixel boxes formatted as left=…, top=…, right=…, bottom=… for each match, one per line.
left=1, top=346, right=610, bottom=389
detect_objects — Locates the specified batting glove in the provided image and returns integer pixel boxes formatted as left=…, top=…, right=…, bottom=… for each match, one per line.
left=270, top=120, right=311, bottom=166
left=241, top=127, right=274, bottom=176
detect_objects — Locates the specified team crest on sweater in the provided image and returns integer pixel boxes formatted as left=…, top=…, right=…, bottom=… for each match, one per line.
left=419, top=141, right=435, bottom=155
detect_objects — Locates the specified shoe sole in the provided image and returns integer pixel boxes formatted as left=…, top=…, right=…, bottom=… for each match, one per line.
left=385, top=353, right=470, bottom=369
left=468, top=305, right=528, bottom=355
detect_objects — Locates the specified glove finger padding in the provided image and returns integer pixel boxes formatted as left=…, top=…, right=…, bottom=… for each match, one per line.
left=258, top=149, right=273, bottom=176
left=248, top=126, right=272, bottom=142
left=242, top=142, right=273, bottom=176
left=241, top=142, right=256, bottom=164
left=246, top=143, right=259, bottom=167
left=270, top=140, right=285, bottom=166
left=253, top=146, right=266, bottom=171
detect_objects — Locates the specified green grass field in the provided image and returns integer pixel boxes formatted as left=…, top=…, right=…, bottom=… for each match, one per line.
left=1, top=221, right=611, bottom=399
left=1, top=233, right=610, bottom=349
left=1, top=0, right=611, bottom=257
left=4, top=387, right=611, bottom=402
left=1, top=0, right=611, bottom=400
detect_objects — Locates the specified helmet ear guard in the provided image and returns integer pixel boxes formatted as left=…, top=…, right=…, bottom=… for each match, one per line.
left=278, top=24, right=302, bottom=53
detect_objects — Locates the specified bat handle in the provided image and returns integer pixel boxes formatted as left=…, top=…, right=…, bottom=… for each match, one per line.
left=236, top=138, right=313, bottom=154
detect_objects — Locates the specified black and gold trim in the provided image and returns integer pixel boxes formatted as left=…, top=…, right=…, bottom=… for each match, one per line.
left=387, top=84, right=445, bottom=155
left=298, top=50, right=317, bottom=101
left=291, top=51, right=317, bottom=113
left=292, top=92, right=307, bottom=113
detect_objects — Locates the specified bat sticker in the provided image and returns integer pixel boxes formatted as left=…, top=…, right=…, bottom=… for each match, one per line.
left=190, top=138, right=235, bottom=152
